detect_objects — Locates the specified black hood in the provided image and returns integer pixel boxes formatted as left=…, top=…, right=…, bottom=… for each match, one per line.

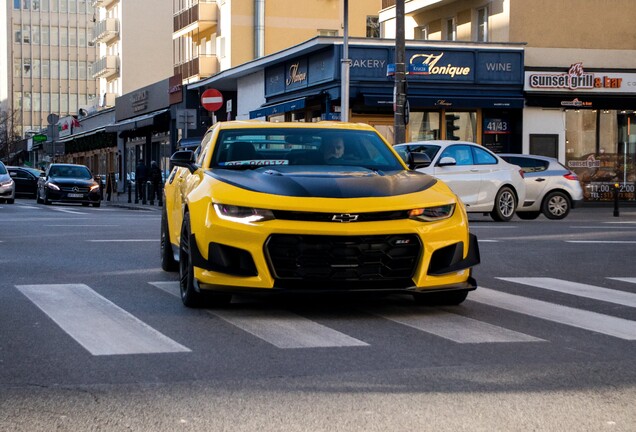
left=49, top=177, right=97, bottom=187
left=208, top=166, right=437, bottom=198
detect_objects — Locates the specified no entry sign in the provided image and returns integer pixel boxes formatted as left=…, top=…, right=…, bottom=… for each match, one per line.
left=201, top=88, right=223, bottom=112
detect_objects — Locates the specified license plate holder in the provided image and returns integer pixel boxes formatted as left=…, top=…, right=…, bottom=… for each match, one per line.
left=68, top=193, right=84, bottom=198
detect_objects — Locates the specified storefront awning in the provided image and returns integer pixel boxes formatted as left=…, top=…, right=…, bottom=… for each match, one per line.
left=363, top=94, right=524, bottom=109
left=105, top=108, right=170, bottom=133
left=249, top=98, right=306, bottom=119
left=57, top=127, right=107, bottom=143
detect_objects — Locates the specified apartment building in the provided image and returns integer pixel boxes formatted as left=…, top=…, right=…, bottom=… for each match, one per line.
left=380, top=0, right=636, bottom=203
left=0, top=0, right=99, bottom=140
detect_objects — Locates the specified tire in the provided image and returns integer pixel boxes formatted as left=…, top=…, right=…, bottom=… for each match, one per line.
left=542, top=191, right=570, bottom=220
left=6, top=198, right=14, bottom=204
left=43, top=191, right=51, bottom=205
left=490, top=186, right=516, bottom=222
left=160, top=209, right=178, bottom=272
left=82, top=203, right=90, bottom=207
left=413, top=290, right=469, bottom=306
left=92, top=202, right=101, bottom=208
left=36, top=190, right=43, bottom=204
left=517, top=211, right=541, bottom=220
left=179, top=211, right=231, bottom=308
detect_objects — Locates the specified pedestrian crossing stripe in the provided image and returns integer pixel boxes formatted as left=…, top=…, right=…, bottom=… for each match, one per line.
left=16, top=284, right=190, bottom=355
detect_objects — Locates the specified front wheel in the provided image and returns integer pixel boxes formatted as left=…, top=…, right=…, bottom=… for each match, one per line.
left=160, top=209, right=178, bottom=272
left=179, top=212, right=231, bottom=308
left=490, top=186, right=516, bottom=222
left=542, top=191, right=570, bottom=220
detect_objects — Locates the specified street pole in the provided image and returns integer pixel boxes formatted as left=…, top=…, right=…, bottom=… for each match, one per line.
left=394, top=0, right=406, bottom=144
left=340, top=0, right=350, bottom=122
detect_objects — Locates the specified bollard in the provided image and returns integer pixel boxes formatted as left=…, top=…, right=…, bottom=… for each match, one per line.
left=128, top=180, right=132, bottom=203
left=613, top=182, right=620, bottom=217
left=142, top=181, right=148, bottom=205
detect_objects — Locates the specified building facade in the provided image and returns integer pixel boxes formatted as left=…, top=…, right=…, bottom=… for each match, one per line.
left=379, top=0, right=636, bottom=202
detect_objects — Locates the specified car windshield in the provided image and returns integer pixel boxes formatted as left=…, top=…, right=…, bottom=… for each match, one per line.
left=0, top=162, right=7, bottom=175
left=210, top=128, right=404, bottom=171
left=49, top=165, right=92, bottom=179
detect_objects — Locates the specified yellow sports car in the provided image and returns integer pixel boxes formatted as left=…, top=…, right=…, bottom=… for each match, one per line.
left=161, top=121, right=479, bottom=307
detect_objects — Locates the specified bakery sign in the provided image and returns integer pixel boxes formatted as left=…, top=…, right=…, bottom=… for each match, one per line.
left=525, top=63, right=636, bottom=94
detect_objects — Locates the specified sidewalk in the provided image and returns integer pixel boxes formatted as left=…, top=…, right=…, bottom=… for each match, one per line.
left=102, top=192, right=163, bottom=211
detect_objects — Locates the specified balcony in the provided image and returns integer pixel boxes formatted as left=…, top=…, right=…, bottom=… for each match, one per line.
left=173, top=0, right=218, bottom=38
left=174, top=54, right=218, bottom=81
left=102, top=93, right=117, bottom=107
left=92, top=0, right=117, bottom=8
left=91, top=18, right=120, bottom=44
left=92, top=55, right=119, bottom=80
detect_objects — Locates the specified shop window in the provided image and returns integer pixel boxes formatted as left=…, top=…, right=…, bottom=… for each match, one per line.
left=529, top=134, right=558, bottom=158
left=409, top=112, right=439, bottom=141
left=366, top=16, right=380, bottom=38
left=445, top=111, right=476, bottom=142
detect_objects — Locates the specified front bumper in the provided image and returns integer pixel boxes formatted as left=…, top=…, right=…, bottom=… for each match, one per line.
left=46, top=188, right=101, bottom=204
left=187, top=206, right=480, bottom=294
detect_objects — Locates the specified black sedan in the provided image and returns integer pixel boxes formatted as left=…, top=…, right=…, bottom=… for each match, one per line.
left=7, top=166, right=43, bottom=198
left=37, top=163, right=102, bottom=207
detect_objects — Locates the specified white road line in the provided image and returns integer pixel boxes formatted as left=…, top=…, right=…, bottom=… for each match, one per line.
left=477, top=239, right=500, bottom=243
left=17, top=284, right=190, bottom=355
left=468, top=226, right=518, bottom=229
left=469, top=287, right=636, bottom=340
left=46, top=224, right=120, bottom=227
left=87, top=239, right=158, bottom=242
left=373, top=307, right=542, bottom=343
left=50, top=208, right=88, bottom=214
left=498, top=278, right=636, bottom=308
left=608, top=277, right=636, bottom=284
left=149, top=282, right=368, bottom=349
left=566, top=240, right=636, bottom=244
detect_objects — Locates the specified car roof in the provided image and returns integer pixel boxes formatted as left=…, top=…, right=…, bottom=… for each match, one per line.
left=396, top=140, right=480, bottom=146
left=211, top=120, right=378, bottom=133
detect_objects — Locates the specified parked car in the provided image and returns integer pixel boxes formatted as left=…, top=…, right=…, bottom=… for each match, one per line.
left=499, top=154, right=584, bottom=220
left=7, top=166, right=43, bottom=198
left=394, top=141, right=526, bottom=222
left=162, top=121, right=480, bottom=307
left=37, top=163, right=102, bottom=207
left=0, top=161, right=16, bottom=204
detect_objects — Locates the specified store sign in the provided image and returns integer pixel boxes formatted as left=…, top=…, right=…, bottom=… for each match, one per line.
left=526, top=63, right=636, bottom=94
left=560, top=98, right=593, bottom=107
left=483, top=118, right=511, bottom=134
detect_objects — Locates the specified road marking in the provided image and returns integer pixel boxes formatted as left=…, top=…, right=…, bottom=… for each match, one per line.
left=608, top=277, right=636, bottom=284
left=46, top=224, right=120, bottom=227
left=17, top=284, right=190, bottom=355
left=50, top=208, right=88, bottom=214
left=476, top=239, right=499, bottom=243
left=372, top=307, right=542, bottom=343
left=468, top=226, right=518, bottom=229
left=566, top=240, right=636, bottom=244
left=469, top=287, right=636, bottom=340
left=149, top=282, right=368, bottom=349
left=87, top=239, right=158, bottom=242
left=574, top=226, right=636, bottom=229
left=498, top=278, right=636, bottom=308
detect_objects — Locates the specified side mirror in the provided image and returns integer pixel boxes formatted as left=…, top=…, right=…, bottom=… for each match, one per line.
left=437, top=156, right=457, bottom=167
left=408, top=152, right=432, bottom=169
left=170, top=150, right=197, bottom=173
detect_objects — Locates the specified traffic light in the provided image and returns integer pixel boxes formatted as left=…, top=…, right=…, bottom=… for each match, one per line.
left=445, top=114, right=461, bottom=140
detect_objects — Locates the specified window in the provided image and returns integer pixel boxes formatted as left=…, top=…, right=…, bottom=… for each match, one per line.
left=477, top=7, right=488, bottom=42
left=14, top=26, right=22, bottom=43
left=366, top=16, right=380, bottom=38
left=33, top=59, right=41, bottom=78
left=41, top=0, right=48, bottom=11
left=14, top=0, right=20, bottom=9
left=51, top=93, right=59, bottom=111
left=445, top=17, right=456, bottom=41
left=23, top=59, right=32, bottom=77
left=409, top=112, right=439, bottom=141
left=445, top=111, right=476, bottom=142
left=60, top=60, right=68, bottom=79
left=23, top=92, right=32, bottom=110
left=22, top=0, right=31, bottom=9
left=51, top=60, right=59, bottom=78
left=51, top=27, right=58, bottom=46
left=23, top=25, right=31, bottom=44
left=78, top=28, right=86, bottom=47
left=32, top=26, right=40, bottom=45
left=441, top=145, right=474, bottom=165
left=60, top=93, right=68, bottom=114
left=318, top=29, right=338, bottom=36
left=14, top=92, right=22, bottom=109
left=32, top=0, right=40, bottom=10
left=14, top=59, right=21, bottom=77
left=60, top=27, right=67, bottom=46
left=69, top=61, right=77, bottom=79
left=42, top=93, right=50, bottom=112
left=33, top=93, right=41, bottom=111
left=530, top=134, right=558, bottom=158
left=473, top=146, right=497, bottom=165
left=79, top=61, right=86, bottom=79
left=41, top=26, right=49, bottom=45
left=415, top=25, right=428, bottom=40
left=59, top=0, right=66, bottom=12
left=42, top=60, right=49, bottom=78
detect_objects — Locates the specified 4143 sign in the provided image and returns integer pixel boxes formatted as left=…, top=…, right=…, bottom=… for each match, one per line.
left=483, top=118, right=510, bottom=134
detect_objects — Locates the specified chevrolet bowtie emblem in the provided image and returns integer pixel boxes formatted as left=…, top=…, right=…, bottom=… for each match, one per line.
left=332, top=213, right=359, bottom=222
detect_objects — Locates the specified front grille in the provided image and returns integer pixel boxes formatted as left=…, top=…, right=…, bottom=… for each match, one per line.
left=60, top=186, right=90, bottom=193
left=271, top=210, right=410, bottom=222
left=265, top=234, right=421, bottom=287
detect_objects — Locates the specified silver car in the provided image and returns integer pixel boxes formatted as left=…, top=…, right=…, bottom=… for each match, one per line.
left=499, top=154, right=584, bottom=220
left=0, top=161, right=16, bottom=204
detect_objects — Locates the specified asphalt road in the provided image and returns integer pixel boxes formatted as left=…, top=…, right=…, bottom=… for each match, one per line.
left=1, top=198, right=635, bottom=431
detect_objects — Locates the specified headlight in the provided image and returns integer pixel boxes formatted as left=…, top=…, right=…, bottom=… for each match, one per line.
left=0, top=179, right=13, bottom=187
left=47, top=183, right=60, bottom=191
left=213, top=204, right=275, bottom=224
left=409, top=204, right=455, bottom=222
left=90, top=184, right=100, bottom=192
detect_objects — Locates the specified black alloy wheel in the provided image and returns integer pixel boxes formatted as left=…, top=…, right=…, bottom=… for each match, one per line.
left=160, top=209, right=178, bottom=272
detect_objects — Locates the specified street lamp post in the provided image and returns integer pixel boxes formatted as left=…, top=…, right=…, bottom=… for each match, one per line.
left=394, top=0, right=406, bottom=144
left=340, top=0, right=350, bottom=122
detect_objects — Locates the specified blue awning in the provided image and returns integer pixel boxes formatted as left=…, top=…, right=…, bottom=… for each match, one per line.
left=363, top=94, right=524, bottom=109
left=249, top=98, right=306, bottom=119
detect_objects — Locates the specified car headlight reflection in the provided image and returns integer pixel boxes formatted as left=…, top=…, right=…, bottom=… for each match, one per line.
left=89, top=184, right=100, bottom=192
left=47, top=183, right=60, bottom=191
left=213, top=204, right=275, bottom=224
left=409, top=204, right=455, bottom=222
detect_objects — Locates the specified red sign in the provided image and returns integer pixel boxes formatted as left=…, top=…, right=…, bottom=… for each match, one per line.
left=201, top=88, right=223, bottom=112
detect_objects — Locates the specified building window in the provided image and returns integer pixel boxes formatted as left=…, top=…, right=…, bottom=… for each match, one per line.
left=14, top=59, right=21, bottom=77
left=366, top=16, right=380, bottom=38
left=60, top=27, right=68, bottom=46
left=51, top=27, right=58, bottom=46
left=23, top=59, right=32, bottom=77
left=445, top=17, right=456, bottom=41
left=318, top=29, right=338, bottom=36
left=415, top=25, right=428, bottom=40
left=14, top=0, right=20, bottom=9
left=14, top=92, right=22, bottom=110
left=32, top=26, right=40, bottom=45
left=14, top=26, right=22, bottom=44
left=41, top=26, right=49, bottom=45
left=60, top=60, right=68, bottom=79
left=42, top=59, right=50, bottom=78
left=33, top=59, right=41, bottom=78
left=477, top=7, right=488, bottom=42
left=51, top=60, right=59, bottom=78
left=22, top=25, right=31, bottom=44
